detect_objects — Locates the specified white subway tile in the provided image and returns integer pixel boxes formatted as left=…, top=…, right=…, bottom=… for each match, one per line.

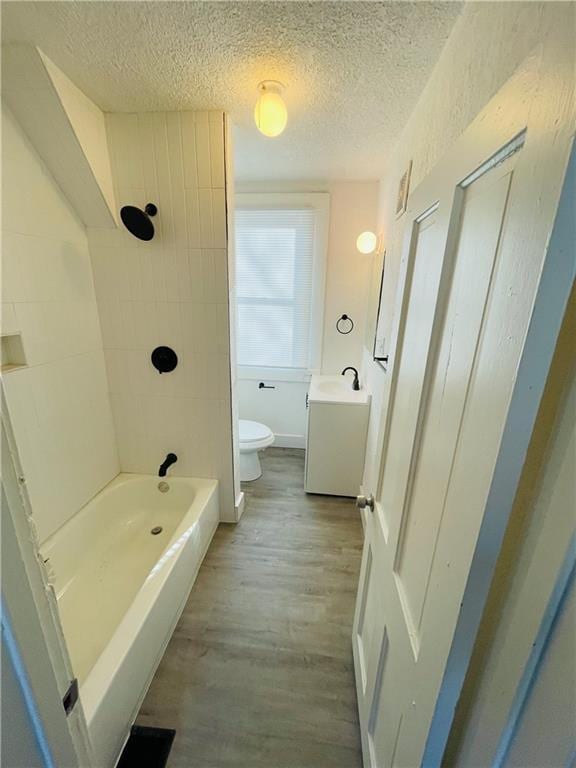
left=152, top=113, right=175, bottom=249
left=209, top=119, right=225, bottom=188
left=1, top=302, right=18, bottom=334
left=106, top=113, right=144, bottom=188
left=195, top=119, right=211, bottom=188
left=127, top=349, right=151, bottom=396
left=185, top=189, right=201, bottom=248
left=216, top=303, right=231, bottom=356
left=198, top=189, right=214, bottom=248
left=104, top=348, right=123, bottom=394
left=213, top=249, right=229, bottom=302
left=2, top=232, right=25, bottom=302
left=166, top=113, right=188, bottom=250
left=88, top=225, right=122, bottom=251
left=181, top=112, right=198, bottom=189
left=137, top=113, right=159, bottom=199
left=212, top=189, right=227, bottom=248
left=208, top=110, right=224, bottom=124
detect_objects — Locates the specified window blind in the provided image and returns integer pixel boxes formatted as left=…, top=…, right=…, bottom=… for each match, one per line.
left=235, top=208, right=316, bottom=369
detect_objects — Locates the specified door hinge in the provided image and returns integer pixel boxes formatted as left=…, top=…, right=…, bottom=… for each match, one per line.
left=62, top=678, right=79, bottom=716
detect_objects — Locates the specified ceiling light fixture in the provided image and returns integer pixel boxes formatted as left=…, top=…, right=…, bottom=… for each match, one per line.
left=254, top=80, right=287, bottom=138
left=356, top=231, right=379, bottom=255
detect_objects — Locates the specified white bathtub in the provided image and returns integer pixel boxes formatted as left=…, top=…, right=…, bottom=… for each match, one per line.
left=41, top=473, right=219, bottom=768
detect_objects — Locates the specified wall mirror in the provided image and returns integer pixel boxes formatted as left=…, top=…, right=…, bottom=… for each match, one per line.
left=372, top=251, right=389, bottom=370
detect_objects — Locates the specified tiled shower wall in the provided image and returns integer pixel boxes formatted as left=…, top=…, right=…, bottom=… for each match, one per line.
left=88, top=110, right=235, bottom=517
left=2, top=108, right=119, bottom=542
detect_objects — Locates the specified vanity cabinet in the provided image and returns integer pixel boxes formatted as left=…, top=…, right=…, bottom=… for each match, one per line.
left=304, top=376, right=370, bottom=497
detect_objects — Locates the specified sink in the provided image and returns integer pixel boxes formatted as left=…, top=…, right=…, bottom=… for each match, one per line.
left=316, top=380, right=350, bottom=396
left=308, top=375, right=371, bottom=405
left=305, top=375, right=371, bottom=496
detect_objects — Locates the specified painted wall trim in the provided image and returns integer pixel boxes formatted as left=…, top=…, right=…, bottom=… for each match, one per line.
left=234, top=491, right=245, bottom=522
left=273, top=434, right=306, bottom=449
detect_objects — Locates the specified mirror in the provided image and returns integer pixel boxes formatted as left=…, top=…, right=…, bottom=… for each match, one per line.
left=372, top=250, right=389, bottom=369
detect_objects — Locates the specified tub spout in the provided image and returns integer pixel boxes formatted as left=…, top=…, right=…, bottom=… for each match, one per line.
left=159, top=453, right=178, bottom=477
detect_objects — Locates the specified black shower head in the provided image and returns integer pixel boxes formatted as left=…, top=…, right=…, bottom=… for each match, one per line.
left=120, top=203, right=158, bottom=241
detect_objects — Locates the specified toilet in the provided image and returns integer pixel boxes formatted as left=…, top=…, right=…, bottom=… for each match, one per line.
left=239, top=419, right=274, bottom=482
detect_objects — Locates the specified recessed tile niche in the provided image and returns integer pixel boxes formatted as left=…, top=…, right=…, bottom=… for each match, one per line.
left=1, top=332, right=27, bottom=372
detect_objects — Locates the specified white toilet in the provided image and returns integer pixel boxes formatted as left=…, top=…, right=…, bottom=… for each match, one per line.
left=239, top=419, right=274, bottom=481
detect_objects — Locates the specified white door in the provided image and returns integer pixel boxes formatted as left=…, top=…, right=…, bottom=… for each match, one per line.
left=353, top=55, right=575, bottom=768
left=1, top=390, right=93, bottom=767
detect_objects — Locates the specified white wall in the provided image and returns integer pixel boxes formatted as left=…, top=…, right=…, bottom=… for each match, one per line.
left=361, top=1, right=574, bottom=496
left=39, top=49, right=116, bottom=221
left=89, top=110, right=236, bottom=518
left=2, top=45, right=116, bottom=229
left=1, top=108, right=119, bottom=543
left=235, top=180, right=378, bottom=447
left=321, top=181, right=379, bottom=374
left=237, top=379, right=309, bottom=448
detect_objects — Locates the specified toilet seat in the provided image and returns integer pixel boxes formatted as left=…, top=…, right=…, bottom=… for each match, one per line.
left=239, top=420, right=274, bottom=452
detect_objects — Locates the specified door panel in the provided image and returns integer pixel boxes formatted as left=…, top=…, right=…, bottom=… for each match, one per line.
left=378, top=209, right=444, bottom=539
left=395, top=159, right=516, bottom=642
left=353, top=513, right=387, bottom=743
left=353, top=51, right=574, bottom=768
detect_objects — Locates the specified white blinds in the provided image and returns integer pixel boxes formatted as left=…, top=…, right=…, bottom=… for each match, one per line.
left=235, top=208, right=316, bottom=369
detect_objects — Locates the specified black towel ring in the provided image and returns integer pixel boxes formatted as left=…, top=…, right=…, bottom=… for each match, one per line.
left=336, top=314, right=354, bottom=335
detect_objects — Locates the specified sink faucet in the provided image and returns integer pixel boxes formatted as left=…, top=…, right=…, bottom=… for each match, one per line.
left=159, top=453, right=178, bottom=477
left=341, top=366, right=360, bottom=391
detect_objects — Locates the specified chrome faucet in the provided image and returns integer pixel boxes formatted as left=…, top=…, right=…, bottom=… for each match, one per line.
left=159, top=453, right=178, bottom=477
left=341, top=366, right=360, bottom=391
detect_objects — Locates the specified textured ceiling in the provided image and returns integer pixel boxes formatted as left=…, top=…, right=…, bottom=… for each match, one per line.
left=1, top=1, right=462, bottom=180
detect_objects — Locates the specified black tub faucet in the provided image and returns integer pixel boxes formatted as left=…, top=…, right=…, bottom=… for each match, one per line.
left=341, top=366, right=360, bottom=391
left=159, top=453, right=178, bottom=477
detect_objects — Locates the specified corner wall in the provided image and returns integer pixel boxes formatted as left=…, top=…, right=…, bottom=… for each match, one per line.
left=89, top=110, right=235, bottom=518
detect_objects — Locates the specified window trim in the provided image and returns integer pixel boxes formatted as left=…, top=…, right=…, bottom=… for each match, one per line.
left=235, top=192, right=329, bottom=380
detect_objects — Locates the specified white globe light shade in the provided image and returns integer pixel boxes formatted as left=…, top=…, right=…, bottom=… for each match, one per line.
left=254, top=83, right=288, bottom=138
left=356, top=231, right=378, bottom=254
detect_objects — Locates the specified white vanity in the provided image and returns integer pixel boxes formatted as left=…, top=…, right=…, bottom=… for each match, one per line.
left=305, top=375, right=371, bottom=497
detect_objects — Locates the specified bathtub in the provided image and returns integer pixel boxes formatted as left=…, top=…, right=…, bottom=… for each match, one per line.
left=41, top=473, right=219, bottom=768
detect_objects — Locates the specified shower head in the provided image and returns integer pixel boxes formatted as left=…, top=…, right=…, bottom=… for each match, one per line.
left=120, top=203, right=158, bottom=241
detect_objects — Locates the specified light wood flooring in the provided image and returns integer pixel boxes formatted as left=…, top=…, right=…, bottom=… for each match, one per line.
left=137, top=447, right=364, bottom=767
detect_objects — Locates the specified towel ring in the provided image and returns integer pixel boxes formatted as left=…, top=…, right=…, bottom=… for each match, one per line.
left=336, top=314, right=354, bottom=335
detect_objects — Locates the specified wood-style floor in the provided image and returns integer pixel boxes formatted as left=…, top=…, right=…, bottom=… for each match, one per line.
left=137, top=447, right=364, bottom=767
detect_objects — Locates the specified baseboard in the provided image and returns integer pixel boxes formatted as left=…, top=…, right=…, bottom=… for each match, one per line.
left=235, top=491, right=245, bottom=521
left=273, top=433, right=306, bottom=449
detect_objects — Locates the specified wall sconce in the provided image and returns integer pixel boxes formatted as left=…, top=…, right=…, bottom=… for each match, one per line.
left=356, top=231, right=381, bottom=255
left=254, top=81, right=288, bottom=137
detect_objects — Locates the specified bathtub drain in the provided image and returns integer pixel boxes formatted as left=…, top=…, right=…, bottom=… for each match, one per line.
left=151, top=526, right=163, bottom=535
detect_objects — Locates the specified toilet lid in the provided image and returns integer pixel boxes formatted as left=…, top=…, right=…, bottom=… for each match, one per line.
left=239, top=419, right=272, bottom=444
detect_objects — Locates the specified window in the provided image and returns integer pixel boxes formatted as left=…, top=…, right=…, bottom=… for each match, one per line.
left=234, top=193, right=328, bottom=376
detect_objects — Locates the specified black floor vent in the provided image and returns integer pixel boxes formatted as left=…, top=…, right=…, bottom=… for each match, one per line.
left=117, top=725, right=176, bottom=768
